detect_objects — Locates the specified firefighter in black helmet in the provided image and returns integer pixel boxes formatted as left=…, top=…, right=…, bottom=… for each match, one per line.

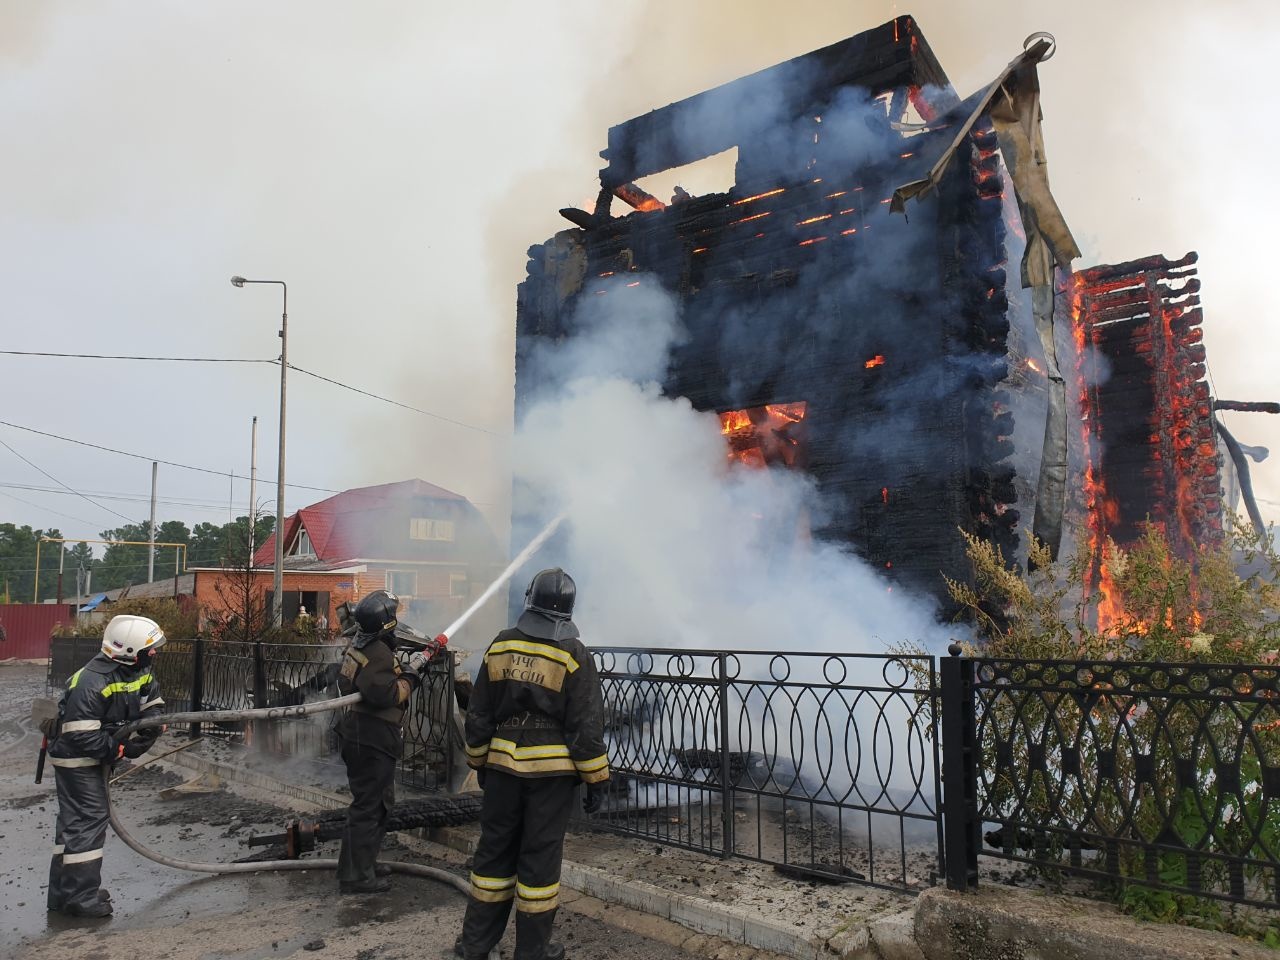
left=334, top=590, right=429, bottom=893
left=455, top=568, right=610, bottom=960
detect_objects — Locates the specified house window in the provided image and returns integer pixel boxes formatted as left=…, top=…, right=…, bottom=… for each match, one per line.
left=449, top=573, right=468, bottom=598
left=409, top=518, right=455, bottom=542
left=291, top=528, right=316, bottom=558
left=386, top=570, right=417, bottom=597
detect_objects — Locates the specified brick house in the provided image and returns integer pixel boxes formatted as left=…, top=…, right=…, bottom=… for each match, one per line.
left=191, top=479, right=505, bottom=644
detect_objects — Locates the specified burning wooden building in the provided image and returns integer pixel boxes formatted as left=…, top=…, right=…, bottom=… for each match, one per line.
left=513, top=17, right=1246, bottom=608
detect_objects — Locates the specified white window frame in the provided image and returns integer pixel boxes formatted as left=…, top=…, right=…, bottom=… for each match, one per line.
left=409, top=517, right=456, bottom=542
left=386, top=569, right=417, bottom=597
left=290, top=527, right=316, bottom=558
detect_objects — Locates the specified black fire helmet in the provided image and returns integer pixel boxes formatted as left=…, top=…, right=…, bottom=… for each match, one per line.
left=524, top=568, right=576, bottom=620
left=352, top=590, right=399, bottom=648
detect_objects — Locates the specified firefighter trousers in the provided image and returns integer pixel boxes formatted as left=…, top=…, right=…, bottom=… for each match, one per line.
left=459, top=771, right=576, bottom=960
left=48, top=763, right=110, bottom=911
left=336, top=738, right=396, bottom=887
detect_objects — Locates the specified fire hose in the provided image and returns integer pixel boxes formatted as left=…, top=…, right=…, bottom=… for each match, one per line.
left=96, top=513, right=567, bottom=893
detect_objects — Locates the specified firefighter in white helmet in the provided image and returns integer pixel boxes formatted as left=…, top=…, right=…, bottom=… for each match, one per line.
left=45, top=614, right=167, bottom=917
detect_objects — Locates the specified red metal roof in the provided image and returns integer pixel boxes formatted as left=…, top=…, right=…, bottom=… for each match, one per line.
left=254, top=479, right=475, bottom=567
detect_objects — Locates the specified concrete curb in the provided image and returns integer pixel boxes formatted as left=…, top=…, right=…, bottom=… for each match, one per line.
left=164, top=745, right=351, bottom=811
left=914, top=887, right=1276, bottom=960
left=429, top=825, right=867, bottom=960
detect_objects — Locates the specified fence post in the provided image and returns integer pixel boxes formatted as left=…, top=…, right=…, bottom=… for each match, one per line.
left=940, top=642, right=979, bottom=891
left=189, top=638, right=204, bottom=740
left=252, top=638, right=267, bottom=747
left=445, top=661, right=455, bottom=790
left=717, top=652, right=734, bottom=860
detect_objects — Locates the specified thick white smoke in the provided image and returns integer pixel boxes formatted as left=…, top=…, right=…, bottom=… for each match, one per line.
left=513, top=274, right=955, bottom=656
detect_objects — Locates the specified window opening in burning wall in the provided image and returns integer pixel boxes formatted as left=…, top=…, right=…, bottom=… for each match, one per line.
left=718, top=402, right=807, bottom=469
left=630, top=147, right=738, bottom=213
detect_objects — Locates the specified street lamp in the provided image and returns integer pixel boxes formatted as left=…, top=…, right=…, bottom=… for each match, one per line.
left=231, top=275, right=288, bottom=628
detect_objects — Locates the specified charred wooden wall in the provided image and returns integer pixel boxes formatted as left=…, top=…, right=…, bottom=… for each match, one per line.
left=514, top=17, right=1033, bottom=606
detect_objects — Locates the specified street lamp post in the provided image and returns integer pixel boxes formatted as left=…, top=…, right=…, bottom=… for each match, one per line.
left=231, top=276, right=287, bottom=628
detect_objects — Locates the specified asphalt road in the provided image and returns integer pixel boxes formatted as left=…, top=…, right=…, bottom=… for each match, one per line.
left=0, top=661, right=696, bottom=960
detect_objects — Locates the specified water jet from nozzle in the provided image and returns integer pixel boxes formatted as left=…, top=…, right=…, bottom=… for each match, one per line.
left=434, top=512, right=567, bottom=646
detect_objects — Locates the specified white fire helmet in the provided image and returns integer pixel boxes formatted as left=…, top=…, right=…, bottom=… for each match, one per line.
left=101, top=615, right=167, bottom=665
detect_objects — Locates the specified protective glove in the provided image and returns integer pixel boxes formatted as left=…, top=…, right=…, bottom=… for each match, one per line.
left=133, top=726, right=161, bottom=750
left=476, top=767, right=488, bottom=790
left=122, top=738, right=152, bottom=759
left=398, top=670, right=423, bottom=693
left=582, top=782, right=606, bottom=815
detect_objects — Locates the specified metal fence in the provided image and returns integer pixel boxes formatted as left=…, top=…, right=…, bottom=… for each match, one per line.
left=47, top=637, right=455, bottom=790
left=48, top=635, right=1280, bottom=910
left=588, top=648, right=944, bottom=891
left=944, top=650, right=1280, bottom=909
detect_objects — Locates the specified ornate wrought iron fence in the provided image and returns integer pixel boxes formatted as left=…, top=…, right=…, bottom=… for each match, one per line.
left=399, top=656, right=456, bottom=791
left=587, top=648, right=944, bottom=892
left=951, top=652, right=1280, bottom=909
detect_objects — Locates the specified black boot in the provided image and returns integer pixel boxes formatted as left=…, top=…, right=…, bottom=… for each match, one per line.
left=49, top=889, right=111, bottom=913
left=62, top=897, right=113, bottom=918
left=543, top=943, right=565, bottom=960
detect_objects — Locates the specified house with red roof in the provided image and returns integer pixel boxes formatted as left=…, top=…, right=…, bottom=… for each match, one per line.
left=190, top=479, right=504, bottom=641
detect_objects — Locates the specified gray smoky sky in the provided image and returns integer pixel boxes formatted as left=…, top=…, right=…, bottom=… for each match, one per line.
left=1, top=0, right=1276, bottom=555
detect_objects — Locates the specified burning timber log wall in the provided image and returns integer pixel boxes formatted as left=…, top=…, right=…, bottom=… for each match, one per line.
left=1069, top=252, right=1228, bottom=615
left=514, top=17, right=1054, bottom=606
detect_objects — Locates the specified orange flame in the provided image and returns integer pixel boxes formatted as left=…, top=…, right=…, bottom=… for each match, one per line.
left=719, top=402, right=807, bottom=469
left=732, top=188, right=785, bottom=206
left=865, top=355, right=886, bottom=369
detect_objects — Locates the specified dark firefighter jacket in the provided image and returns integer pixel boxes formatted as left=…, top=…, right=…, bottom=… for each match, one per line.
left=47, top=654, right=164, bottom=767
left=336, top=634, right=411, bottom=758
left=464, top=612, right=610, bottom=783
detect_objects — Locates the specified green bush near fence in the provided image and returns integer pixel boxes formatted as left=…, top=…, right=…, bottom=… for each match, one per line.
left=939, top=518, right=1280, bottom=943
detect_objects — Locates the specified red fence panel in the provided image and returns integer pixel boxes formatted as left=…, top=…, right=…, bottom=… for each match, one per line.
left=0, top=605, right=77, bottom=659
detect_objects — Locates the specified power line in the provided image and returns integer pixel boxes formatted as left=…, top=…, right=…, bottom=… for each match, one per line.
left=285, top=362, right=511, bottom=438
left=0, top=350, right=272, bottom=363
left=0, top=420, right=340, bottom=495
left=0, top=481, right=248, bottom=513
left=2, top=348, right=510, bottom=438
left=0, top=488, right=104, bottom=527
left=0, top=437, right=134, bottom=523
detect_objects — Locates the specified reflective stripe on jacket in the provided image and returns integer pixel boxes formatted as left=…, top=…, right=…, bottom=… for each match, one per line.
left=48, top=654, right=164, bottom=762
left=464, top=625, right=610, bottom=783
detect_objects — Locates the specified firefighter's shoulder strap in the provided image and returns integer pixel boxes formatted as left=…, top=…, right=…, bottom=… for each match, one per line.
left=340, top=642, right=404, bottom=724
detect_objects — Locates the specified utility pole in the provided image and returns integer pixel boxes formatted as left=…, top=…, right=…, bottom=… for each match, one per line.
left=57, top=544, right=64, bottom=604
left=275, top=290, right=287, bottom=627
left=231, top=276, right=288, bottom=627
left=148, top=461, right=158, bottom=583
left=249, top=415, right=258, bottom=566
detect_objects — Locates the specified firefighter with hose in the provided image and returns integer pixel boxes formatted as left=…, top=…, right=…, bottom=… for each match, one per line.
left=45, top=614, right=168, bottom=918
left=334, top=589, right=436, bottom=894
left=455, top=568, right=610, bottom=960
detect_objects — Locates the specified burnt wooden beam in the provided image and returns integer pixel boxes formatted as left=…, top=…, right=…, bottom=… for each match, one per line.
left=599, top=16, right=952, bottom=188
